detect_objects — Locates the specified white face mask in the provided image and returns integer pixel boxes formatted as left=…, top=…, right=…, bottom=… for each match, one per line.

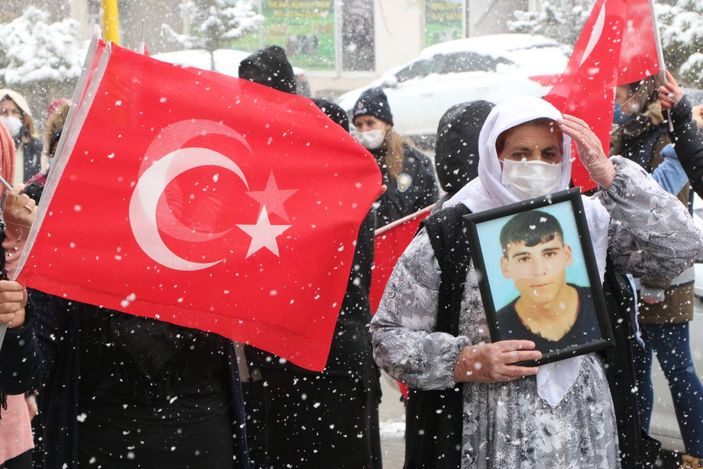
left=501, top=159, right=563, bottom=199
left=354, top=129, right=386, bottom=150
left=0, top=116, right=22, bottom=138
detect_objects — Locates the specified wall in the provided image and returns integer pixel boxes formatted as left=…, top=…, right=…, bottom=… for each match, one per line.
left=467, top=0, right=528, bottom=36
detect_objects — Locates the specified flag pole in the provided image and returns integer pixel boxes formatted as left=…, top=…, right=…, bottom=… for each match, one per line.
left=102, top=0, right=120, bottom=45
left=648, top=0, right=674, bottom=131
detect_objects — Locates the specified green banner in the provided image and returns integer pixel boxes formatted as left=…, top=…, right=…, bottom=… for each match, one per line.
left=260, top=0, right=336, bottom=71
left=425, top=0, right=464, bottom=47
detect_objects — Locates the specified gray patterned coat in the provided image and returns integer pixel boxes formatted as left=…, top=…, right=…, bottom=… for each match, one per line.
left=371, top=157, right=703, bottom=468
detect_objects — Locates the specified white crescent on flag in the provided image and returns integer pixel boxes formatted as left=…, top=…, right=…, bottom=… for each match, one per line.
left=129, top=146, right=249, bottom=271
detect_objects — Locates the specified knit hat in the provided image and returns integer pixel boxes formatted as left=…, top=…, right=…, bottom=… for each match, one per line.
left=238, top=46, right=297, bottom=94
left=434, top=100, right=494, bottom=195
left=352, top=87, right=394, bottom=125
left=313, top=98, right=349, bottom=132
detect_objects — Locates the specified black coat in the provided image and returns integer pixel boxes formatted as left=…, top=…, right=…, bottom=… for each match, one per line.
left=0, top=294, right=250, bottom=469
left=13, top=136, right=43, bottom=183
left=372, top=144, right=438, bottom=228
left=668, top=97, right=703, bottom=199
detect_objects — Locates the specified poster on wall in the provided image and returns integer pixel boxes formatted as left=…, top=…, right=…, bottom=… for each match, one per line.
left=261, top=0, right=336, bottom=71
left=425, top=0, right=464, bottom=47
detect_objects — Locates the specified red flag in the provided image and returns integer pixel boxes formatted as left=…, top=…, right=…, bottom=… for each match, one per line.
left=369, top=206, right=433, bottom=312
left=545, top=0, right=661, bottom=190
left=17, top=43, right=382, bottom=371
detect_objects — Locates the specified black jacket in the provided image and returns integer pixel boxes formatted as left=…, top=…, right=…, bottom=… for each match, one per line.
left=668, top=97, right=703, bottom=198
left=0, top=294, right=250, bottom=469
left=18, top=136, right=42, bottom=183
left=372, top=144, right=438, bottom=228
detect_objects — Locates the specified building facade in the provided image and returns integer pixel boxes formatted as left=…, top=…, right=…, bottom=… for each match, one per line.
left=2, top=0, right=536, bottom=96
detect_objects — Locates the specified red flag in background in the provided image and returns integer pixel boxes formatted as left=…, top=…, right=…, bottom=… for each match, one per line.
left=17, top=43, right=382, bottom=371
left=369, top=206, right=433, bottom=312
left=545, top=0, right=661, bottom=190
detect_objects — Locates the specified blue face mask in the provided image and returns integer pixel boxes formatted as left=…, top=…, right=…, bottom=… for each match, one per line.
left=613, top=103, right=633, bottom=125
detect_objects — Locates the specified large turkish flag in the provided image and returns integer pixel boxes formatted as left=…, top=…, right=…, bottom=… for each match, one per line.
left=17, top=43, right=382, bottom=371
left=545, top=0, right=661, bottom=190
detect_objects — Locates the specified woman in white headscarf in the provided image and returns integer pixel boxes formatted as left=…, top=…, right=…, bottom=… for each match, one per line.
left=370, top=96, right=703, bottom=469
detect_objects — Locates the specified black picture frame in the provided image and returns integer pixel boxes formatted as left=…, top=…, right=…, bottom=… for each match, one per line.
left=463, top=188, right=614, bottom=366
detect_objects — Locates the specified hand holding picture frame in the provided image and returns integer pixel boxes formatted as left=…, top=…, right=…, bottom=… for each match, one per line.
left=464, top=188, right=614, bottom=366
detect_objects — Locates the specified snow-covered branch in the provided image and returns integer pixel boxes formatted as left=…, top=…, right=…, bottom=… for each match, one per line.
left=161, top=0, right=263, bottom=53
left=0, top=7, right=88, bottom=86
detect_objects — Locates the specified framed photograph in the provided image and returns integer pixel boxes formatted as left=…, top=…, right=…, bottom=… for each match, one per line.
left=464, top=188, right=613, bottom=366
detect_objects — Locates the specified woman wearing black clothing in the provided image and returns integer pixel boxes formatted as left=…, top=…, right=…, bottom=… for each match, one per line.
left=0, top=187, right=249, bottom=469
left=351, top=87, right=439, bottom=228
left=658, top=71, right=703, bottom=199
left=244, top=100, right=382, bottom=468
left=1, top=291, right=250, bottom=469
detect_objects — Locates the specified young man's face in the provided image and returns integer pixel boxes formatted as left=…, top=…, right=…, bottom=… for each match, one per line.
left=500, top=235, right=573, bottom=306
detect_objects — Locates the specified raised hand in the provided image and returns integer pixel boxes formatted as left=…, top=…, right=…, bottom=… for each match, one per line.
left=453, top=340, right=542, bottom=383
left=3, top=184, right=36, bottom=229
left=658, top=70, right=684, bottom=111
left=0, top=280, right=27, bottom=328
left=559, top=114, right=616, bottom=189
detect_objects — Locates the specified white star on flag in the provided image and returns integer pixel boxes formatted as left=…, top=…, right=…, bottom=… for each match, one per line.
left=246, top=172, right=297, bottom=222
left=237, top=206, right=291, bottom=258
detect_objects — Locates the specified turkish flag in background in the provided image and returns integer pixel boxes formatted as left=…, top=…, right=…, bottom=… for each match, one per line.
left=545, top=0, right=661, bottom=190
left=369, top=207, right=433, bottom=399
left=17, top=43, right=382, bottom=371
left=369, top=206, right=432, bottom=312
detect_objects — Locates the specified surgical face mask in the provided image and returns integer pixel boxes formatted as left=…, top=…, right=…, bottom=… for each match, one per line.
left=0, top=115, right=22, bottom=138
left=354, top=129, right=386, bottom=150
left=501, top=159, right=563, bottom=199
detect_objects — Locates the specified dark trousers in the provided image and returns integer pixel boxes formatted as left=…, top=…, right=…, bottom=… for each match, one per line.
left=249, top=369, right=382, bottom=469
left=634, top=322, right=703, bottom=457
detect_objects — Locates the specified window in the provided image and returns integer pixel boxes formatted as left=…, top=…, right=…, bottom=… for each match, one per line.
left=395, top=58, right=443, bottom=82
left=440, top=52, right=512, bottom=74
left=341, top=0, right=375, bottom=71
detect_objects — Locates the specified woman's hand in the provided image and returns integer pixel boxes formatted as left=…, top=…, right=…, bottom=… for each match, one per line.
left=0, top=280, right=27, bottom=329
left=658, top=70, right=684, bottom=111
left=559, top=114, right=616, bottom=188
left=453, top=340, right=541, bottom=383
left=3, top=184, right=36, bottom=229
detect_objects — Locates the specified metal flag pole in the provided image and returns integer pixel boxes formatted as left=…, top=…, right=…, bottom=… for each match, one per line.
left=648, top=0, right=674, bottom=132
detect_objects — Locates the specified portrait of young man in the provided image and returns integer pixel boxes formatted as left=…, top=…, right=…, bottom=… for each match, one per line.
left=495, top=209, right=601, bottom=354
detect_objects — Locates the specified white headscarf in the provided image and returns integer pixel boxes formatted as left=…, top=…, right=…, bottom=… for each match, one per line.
left=445, top=96, right=611, bottom=407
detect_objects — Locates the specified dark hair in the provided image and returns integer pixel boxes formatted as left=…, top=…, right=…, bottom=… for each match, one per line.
left=621, top=76, right=660, bottom=115
left=500, top=210, right=564, bottom=257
